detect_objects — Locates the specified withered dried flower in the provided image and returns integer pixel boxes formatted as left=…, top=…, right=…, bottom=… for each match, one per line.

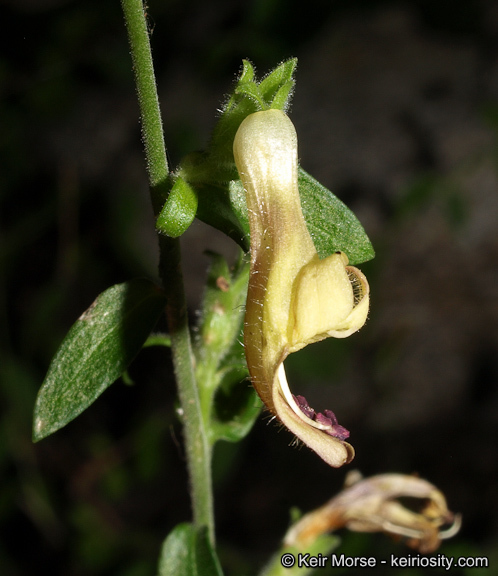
left=284, top=472, right=461, bottom=553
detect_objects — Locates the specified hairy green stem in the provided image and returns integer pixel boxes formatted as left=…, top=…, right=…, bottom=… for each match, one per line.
left=120, top=0, right=214, bottom=542
left=160, top=236, right=214, bottom=542
left=120, top=0, right=168, bottom=213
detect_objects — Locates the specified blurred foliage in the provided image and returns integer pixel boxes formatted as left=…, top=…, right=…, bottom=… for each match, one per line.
left=2, top=0, right=498, bottom=574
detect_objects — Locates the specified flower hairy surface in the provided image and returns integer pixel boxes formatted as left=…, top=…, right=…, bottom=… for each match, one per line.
left=234, top=109, right=369, bottom=467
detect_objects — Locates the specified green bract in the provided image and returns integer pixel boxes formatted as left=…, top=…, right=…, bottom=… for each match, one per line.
left=157, top=59, right=374, bottom=266
left=156, top=175, right=198, bottom=238
left=193, top=253, right=261, bottom=446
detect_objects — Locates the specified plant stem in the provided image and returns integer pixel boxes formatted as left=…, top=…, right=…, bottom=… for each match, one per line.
left=120, top=0, right=215, bottom=543
left=160, top=236, right=214, bottom=543
left=120, top=0, right=168, bottom=213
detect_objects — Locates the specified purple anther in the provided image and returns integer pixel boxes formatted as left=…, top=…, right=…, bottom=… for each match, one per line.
left=293, top=394, right=316, bottom=419
left=315, top=412, right=334, bottom=427
left=292, top=394, right=350, bottom=441
left=326, top=424, right=350, bottom=441
left=323, top=409, right=339, bottom=426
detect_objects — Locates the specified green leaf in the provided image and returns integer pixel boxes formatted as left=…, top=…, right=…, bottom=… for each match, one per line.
left=194, top=527, right=224, bottom=576
left=196, top=169, right=374, bottom=265
left=33, top=279, right=167, bottom=441
left=157, top=523, right=223, bottom=576
left=195, top=181, right=249, bottom=250
left=298, top=168, right=375, bottom=264
left=156, top=176, right=198, bottom=237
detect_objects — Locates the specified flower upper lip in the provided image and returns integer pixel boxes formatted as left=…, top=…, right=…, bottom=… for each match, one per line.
left=234, top=109, right=370, bottom=467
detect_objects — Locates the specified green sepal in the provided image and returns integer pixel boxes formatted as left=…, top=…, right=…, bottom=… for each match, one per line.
left=203, top=59, right=298, bottom=181
left=235, top=82, right=267, bottom=110
left=32, top=279, right=167, bottom=441
left=157, top=523, right=223, bottom=576
left=167, top=58, right=373, bottom=266
left=156, top=175, right=198, bottom=238
left=236, top=58, right=255, bottom=84
left=194, top=254, right=248, bottom=394
left=171, top=59, right=299, bottom=245
left=269, top=80, right=295, bottom=111
left=231, top=58, right=297, bottom=111
left=195, top=253, right=249, bottom=366
left=202, top=256, right=261, bottom=444
left=260, top=58, right=297, bottom=110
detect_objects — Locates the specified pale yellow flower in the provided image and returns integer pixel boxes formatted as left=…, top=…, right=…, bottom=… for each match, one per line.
left=234, top=109, right=369, bottom=467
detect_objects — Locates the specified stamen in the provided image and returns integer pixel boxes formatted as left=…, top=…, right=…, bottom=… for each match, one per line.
left=294, top=394, right=316, bottom=419
left=291, top=392, right=350, bottom=440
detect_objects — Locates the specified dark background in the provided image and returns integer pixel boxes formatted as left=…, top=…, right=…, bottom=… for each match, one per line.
left=2, top=0, right=498, bottom=574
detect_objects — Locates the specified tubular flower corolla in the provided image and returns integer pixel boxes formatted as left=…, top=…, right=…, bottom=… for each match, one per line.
left=234, top=109, right=369, bottom=467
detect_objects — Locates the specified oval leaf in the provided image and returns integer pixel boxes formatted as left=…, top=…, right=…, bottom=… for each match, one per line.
left=158, top=523, right=223, bottom=576
left=33, top=279, right=167, bottom=441
left=298, top=168, right=375, bottom=264
left=196, top=171, right=374, bottom=265
left=156, top=176, right=198, bottom=238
